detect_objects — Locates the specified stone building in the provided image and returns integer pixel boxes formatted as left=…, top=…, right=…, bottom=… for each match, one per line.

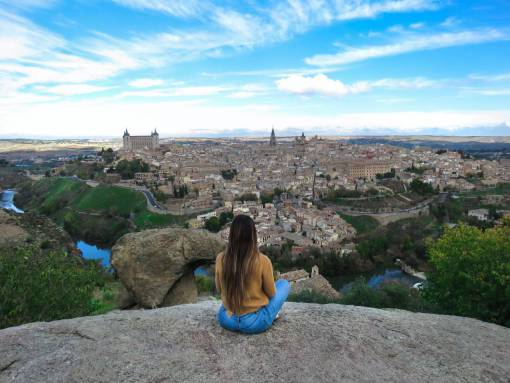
left=280, top=265, right=341, bottom=300
left=123, top=129, right=159, bottom=151
left=347, top=161, right=392, bottom=180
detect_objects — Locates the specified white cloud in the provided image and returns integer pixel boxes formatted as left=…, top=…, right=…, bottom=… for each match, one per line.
left=306, top=29, right=508, bottom=66
left=111, top=0, right=442, bottom=53
left=1, top=98, right=509, bottom=137
left=410, top=22, right=425, bottom=29
left=276, top=74, right=370, bottom=96
left=440, top=16, right=459, bottom=28
left=465, top=88, right=510, bottom=96
left=112, top=0, right=207, bottom=18
left=117, top=85, right=230, bottom=99
left=0, top=0, right=445, bottom=106
left=0, top=10, right=63, bottom=61
left=129, top=78, right=165, bottom=88
left=388, top=24, right=405, bottom=33
left=469, top=72, right=510, bottom=82
left=370, top=77, right=439, bottom=89
left=0, top=0, right=58, bottom=10
left=276, top=74, right=440, bottom=97
left=36, top=84, right=112, bottom=96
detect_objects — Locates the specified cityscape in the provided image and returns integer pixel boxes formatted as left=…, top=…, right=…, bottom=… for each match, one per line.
left=0, top=0, right=509, bottom=380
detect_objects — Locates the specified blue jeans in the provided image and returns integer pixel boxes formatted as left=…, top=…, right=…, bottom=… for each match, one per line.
left=217, top=279, right=290, bottom=334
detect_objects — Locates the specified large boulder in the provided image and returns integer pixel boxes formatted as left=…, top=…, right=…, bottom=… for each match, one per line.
left=111, top=228, right=224, bottom=308
left=1, top=302, right=509, bottom=382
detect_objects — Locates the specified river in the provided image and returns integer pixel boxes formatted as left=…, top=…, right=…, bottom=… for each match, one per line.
left=1, top=189, right=24, bottom=213
left=327, top=268, right=424, bottom=294
left=76, top=240, right=112, bottom=268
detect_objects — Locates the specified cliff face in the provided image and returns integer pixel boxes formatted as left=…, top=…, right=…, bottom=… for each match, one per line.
left=1, top=301, right=509, bottom=383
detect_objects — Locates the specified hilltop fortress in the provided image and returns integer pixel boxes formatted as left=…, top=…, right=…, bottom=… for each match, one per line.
left=122, top=129, right=159, bottom=151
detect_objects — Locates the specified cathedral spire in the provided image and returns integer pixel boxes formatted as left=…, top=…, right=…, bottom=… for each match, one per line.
left=270, top=126, right=276, bottom=146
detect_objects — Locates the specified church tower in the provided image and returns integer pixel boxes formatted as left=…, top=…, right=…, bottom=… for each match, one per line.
left=151, top=128, right=159, bottom=149
left=270, top=127, right=276, bottom=146
left=123, top=129, right=130, bottom=151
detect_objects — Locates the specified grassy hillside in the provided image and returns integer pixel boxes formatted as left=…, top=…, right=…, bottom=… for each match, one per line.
left=17, top=177, right=187, bottom=245
left=338, top=213, right=380, bottom=235
left=73, top=184, right=146, bottom=216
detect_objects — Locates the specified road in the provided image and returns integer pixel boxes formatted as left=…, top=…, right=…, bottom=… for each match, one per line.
left=112, top=182, right=168, bottom=213
left=142, top=190, right=166, bottom=211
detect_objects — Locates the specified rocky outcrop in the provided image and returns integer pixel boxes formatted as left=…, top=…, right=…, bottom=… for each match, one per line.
left=281, top=266, right=341, bottom=300
left=0, top=210, right=77, bottom=254
left=111, top=228, right=224, bottom=308
left=292, top=273, right=342, bottom=300
left=1, top=301, right=509, bottom=383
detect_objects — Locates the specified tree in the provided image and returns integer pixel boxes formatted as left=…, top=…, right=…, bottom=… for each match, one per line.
left=410, top=179, right=435, bottom=195
left=173, top=184, right=188, bottom=198
left=221, top=169, right=237, bottom=180
left=100, top=148, right=115, bottom=164
left=218, top=211, right=233, bottom=226
left=115, top=159, right=150, bottom=179
left=236, top=193, right=257, bottom=202
left=204, top=216, right=221, bottom=232
left=423, top=225, right=510, bottom=326
left=260, top=192, right=274, bottom=204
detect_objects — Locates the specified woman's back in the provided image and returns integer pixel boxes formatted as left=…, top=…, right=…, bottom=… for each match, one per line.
left=215, top=214, right=289, bottom=334
left=215, top=251, right=276, bottom=316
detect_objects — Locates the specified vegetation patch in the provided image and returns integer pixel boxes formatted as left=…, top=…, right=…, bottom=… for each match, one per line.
left=338, top=213, right=380, bottom=234
left=73, top=184, right=146, bottom=216
left=133, top=211, right=188, bottom=229
left=0, top=246, right=112, bottom=329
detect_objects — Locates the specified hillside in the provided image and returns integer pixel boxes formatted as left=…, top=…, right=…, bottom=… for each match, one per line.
left=15, top=177, right=187, bottom=245
left=1, top=301, right=509, bottom=383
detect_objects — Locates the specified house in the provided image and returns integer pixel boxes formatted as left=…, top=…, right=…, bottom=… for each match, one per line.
left=468, top=208, right=490, bottom=221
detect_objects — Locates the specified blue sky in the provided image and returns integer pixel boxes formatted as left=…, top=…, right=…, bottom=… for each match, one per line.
left=0, top=0, right=509, bottom=138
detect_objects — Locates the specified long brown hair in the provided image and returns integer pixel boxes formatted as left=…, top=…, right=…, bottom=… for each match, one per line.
left=222, top=214, right=258, bottom=314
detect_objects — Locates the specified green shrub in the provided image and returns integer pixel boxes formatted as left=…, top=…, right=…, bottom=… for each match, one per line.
left=341, top=278, right=383, bottom=307
left=423, top=225, right=510, bottom=327
left=289, top=278, right=427, bottom=312
left=341, top=278, right=426, bottom=311
left=195, top=275, right=215, bottom=294
left=0, top=247, right=107, bottom=329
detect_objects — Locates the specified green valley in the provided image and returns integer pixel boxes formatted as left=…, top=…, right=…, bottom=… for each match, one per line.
left=15, top=177, right=188, bottom=246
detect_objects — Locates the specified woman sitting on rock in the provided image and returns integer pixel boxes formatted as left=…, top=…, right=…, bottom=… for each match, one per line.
left=215, top=214, right=290, bottom=334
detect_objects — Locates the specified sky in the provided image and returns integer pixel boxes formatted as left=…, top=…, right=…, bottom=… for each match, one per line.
left=0, top=0, right=510, bottom=138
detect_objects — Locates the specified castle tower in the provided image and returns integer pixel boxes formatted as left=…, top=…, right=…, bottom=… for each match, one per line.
left=270, top=127, right=276, bottom=146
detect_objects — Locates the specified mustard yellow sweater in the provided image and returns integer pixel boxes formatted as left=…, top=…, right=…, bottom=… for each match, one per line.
left=215, top=252, right=276, bottom=316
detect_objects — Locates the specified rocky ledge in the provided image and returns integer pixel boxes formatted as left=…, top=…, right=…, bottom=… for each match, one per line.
left=1, top=302, right=509, bottom=383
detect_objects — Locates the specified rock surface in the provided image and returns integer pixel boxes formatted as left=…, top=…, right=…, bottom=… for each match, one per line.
left=111, top=228, right=224, bottom=308
left=1, top=301, right=509, bottom=383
